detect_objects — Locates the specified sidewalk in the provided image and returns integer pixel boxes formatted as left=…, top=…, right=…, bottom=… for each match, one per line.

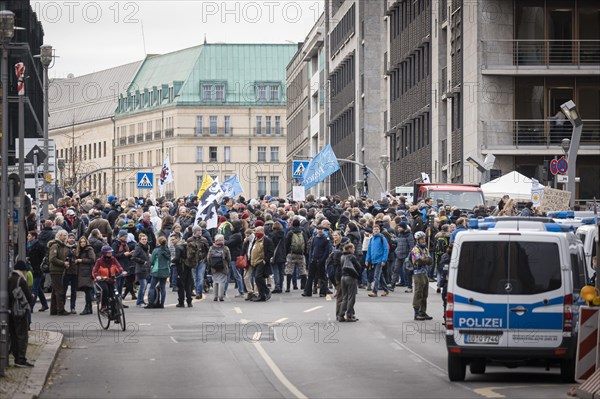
left=0, top=329, right=63, bottom=399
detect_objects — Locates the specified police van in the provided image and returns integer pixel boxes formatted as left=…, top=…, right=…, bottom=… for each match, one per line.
left=445, top=217, right=587, bottom=382
left=575, top=218, right=597, bottom=276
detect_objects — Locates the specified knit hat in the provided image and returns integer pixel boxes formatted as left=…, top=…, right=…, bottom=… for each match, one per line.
left=254, top=220, right=264, bottom=228
left=193, top=225, right=202, bottom=233
left=118, top=230, right=128, bottom=238
left=292, top=219, right=300, bottom=227
left=101, top=246, right=113, bottom=254
left=398, top=221, right=408, bottom=230
left=14, top=260, right=28, bottom=271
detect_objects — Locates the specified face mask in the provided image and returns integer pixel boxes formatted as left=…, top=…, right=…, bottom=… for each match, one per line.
left=103, top=255, right=111, bottom=260
left=255, top=232, right=264, bottom=240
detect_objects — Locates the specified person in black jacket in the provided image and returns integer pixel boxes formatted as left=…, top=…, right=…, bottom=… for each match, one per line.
left=131, top=234, right=150, bottom=307
left=269, top=221, right=286, bottom=294
left=284, top=219, right=309, bottom=292
left=224, top=221, right=245, bottom=297
left=303, top=225, right=332, bottom=298
left=26, top=231, right=48, bottom=312
left=9, top=261, right=34, bottom=367
left=173, top=237, right=193, bottom=307
left=338, top=243, right=362, bottom=322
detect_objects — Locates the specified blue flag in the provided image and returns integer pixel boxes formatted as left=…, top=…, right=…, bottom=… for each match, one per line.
left=220, top=175, right=244, bottom=198
left=302, top=144, right=340, bottom=190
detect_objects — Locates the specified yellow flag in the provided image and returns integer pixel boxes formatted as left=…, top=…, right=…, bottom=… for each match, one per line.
left=197, top=175, right=214, bottom=198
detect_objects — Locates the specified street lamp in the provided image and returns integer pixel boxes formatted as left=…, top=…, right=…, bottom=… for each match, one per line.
left=0, top=9, right=15, bottom=377
left=38, top=44, right=54, bottom=220
left=380, top=155, right=390, bottom=195
left=560, top=100, right=583, bottom=208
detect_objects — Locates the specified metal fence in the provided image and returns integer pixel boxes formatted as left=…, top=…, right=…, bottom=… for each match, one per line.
left=483, top=119, right=600, bottom=147
left=482, top=40, right=600, bottom=67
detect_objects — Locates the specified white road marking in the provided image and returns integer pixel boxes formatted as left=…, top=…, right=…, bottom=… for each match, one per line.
left=473, top=385, right=560, bottom=399
left=390, top=342, right=403, bottom=351
left=251, top=340, right=308, bottom=399
left=234, top=307, right=243, bottom=314
left=303, top=306, right=323, bottom=313
left=392, top=339, right=474, bottom=395
left=170, top=336, right=178, bottom=344
left=139, top=323, right=151, bottom=326
left=252, top=331, right=262, bottom=341
left=240, top=319, right=251, bottom=325
left=325, top=295, right=332, bottom=301
left=273, top=318, right=288, bottom=324
left=167, top=324, right=173, bottom=330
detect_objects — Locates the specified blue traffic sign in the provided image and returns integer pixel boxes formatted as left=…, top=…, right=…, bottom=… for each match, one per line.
left=292, top=161, right=309, bottom=180
left=557, top=157, right=568, bottom=175
left=136, top=172, right=154, bottom=189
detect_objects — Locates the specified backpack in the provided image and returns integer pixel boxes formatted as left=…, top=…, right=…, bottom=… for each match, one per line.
left=185, top=239, right=200, bottom=267
left=209, top=246, right=226, bottom=272
left=217, top=221, right=231, bottom=236
left=11, top=277, right=30, bottom=317
left=290, top=231, right=305, bottom=254
left=434, top=236, right=449, bottom=260
left=342, top=254, right=355, bottom=271
left=40, top=255, right=50, bottom=273
left=326, top=249, right=341, bottom=283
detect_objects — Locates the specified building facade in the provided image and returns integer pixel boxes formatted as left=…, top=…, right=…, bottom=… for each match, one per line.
left=286, top=13, right=327, bottom=196
left=49, top=62, right=142, bottom=196
left=386, top=0, right=600, bottom=202
left=328, top=0, right=388, bottom=198
left=114, top=44, right=297, bottom=199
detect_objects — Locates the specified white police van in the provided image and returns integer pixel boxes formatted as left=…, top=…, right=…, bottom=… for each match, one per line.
left=445, top=217, right=587, bottom=382
left=575, top=218, right=597, bottom=277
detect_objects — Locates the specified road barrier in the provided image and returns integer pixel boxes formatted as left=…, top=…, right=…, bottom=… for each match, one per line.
left=576, top=306, right=600, bottom=382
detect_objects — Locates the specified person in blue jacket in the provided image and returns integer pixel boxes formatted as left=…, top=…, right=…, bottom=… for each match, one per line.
left=366, top=224, right=390, bottom=297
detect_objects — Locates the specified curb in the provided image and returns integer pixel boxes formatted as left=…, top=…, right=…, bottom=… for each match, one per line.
left=13, top=331, right=64, bottom=399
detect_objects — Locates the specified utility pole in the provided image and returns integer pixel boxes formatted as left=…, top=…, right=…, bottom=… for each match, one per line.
left=16, top=62, right=25, bottom=261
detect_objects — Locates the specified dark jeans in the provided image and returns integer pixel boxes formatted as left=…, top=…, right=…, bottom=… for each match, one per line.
left=9, top=314, right=29, bottom=364
left=82, top=287, right=94, bottom=306
left=32, top=274, right=48, bottom=310
left=97, top=281, right=115, bottom=308
left=177, top=265, right=194, bottom=304
left=339, top=276, right=358, bottom=318
left=272, top=262, right=285, bottom=290
left=304, top=259, right=326, bottom=296
left=50, top=273, right=65, bottom=314
left=62, top=273, right=78, bottom=311
left=254, top=262, right=270, bottom=299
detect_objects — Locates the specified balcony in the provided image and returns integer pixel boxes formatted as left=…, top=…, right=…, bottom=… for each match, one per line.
left=482, top=119, right=600, bottom=154
left=165, top=128, right=174, bottom=138
left=119, top=137, right=126, bottom=146
left=481, top=40, right=600, bottom=75
left=136, top=133, right=144, bottom=143
left=145, top=132, right=152, bottom=141
left=154, top=131, right=161, bottom=140
left=253, top=128, right=284, bottom=137
left=127, top=136, right=135, bottom=145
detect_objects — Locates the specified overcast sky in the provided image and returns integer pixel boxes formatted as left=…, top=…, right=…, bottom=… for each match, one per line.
left=34, top=1, right=322, bottom=78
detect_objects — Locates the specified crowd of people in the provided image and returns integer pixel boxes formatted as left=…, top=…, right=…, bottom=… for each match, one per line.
left=17, top=191, right=537, bottom=325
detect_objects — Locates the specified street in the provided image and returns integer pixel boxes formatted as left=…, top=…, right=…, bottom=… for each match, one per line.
left=36, top=283, right=570, bottom=399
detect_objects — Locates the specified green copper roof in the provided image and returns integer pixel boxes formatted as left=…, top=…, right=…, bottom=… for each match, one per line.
left=117, top=43, right=297, bottom=115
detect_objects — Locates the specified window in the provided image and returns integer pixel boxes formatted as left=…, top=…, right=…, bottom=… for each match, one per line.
left=270, top=146, right=279, bottom=162
left=196, top=116, right=203, bottom=136
left=257, top=146, right=266, bottom=162
left=168, top=86, right=174, bottom=102
left=275, top=116, right=281, bottom=135
left=196, top=176, right=203, bottom=192
left=215, top=85, right=225, bottom=101
left=196, top=146, right=203, bottom=162
left=269, top=85, right=279, bottom=101
left=209, top=146, right=217, bottom=162
left=257, top=85, right=267, bottom=101
left=210, top=116, right=217, bottom=135
left=266, top=116, right=272, bottom=135
left=256, top=116, right=262, bottom=135
left=258, top=176, right=267, bottom=197
left=270, top=176, right=279, bottom=197
left=203, top=85, right=213, bottom=101
left=224, top=116, right=231, bottom=135
left=157, top=88, right=162, bottom=103
left=224, top=146, right=231, bottom=163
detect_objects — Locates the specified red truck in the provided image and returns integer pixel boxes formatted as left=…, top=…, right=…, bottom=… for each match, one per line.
left=413, top=183, right=485, bottom=211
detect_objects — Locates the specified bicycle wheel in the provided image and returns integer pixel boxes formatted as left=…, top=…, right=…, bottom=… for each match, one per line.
left=97, top=294, right=110, bottom=330
left=115, top=296, right=126, bottom=331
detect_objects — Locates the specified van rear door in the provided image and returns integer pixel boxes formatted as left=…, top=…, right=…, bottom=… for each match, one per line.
left=506, top=238, right=564, bottom=348
left=453, top=238, right=510, bottom=348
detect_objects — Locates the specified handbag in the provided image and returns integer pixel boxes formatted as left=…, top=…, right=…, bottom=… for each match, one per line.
left=151, top=256, right=159, bottom=274
left=235, top=255, right=248, bottom=269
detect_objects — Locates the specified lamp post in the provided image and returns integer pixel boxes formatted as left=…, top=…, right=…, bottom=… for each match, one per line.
left=380, top=155, right=390, bottom=196
left=0, top=9, right=15, bottom=377
left=560, top=100, right=583, bottom=209
left=39, top=44, right=53, bottom=221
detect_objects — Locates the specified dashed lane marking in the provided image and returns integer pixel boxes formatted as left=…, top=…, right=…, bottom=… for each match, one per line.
left=303, top=306, right=323, bottom=313
left=473, top=385, right=561, bottom=399
left=170, top=336, right=178, bottom=344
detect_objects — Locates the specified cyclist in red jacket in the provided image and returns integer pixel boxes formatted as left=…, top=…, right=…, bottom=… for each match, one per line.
left=92, top=246, right=126, bottom=310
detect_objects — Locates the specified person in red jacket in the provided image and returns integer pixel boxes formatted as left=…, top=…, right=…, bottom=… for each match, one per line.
left=92, top=246, right=126, bottom=310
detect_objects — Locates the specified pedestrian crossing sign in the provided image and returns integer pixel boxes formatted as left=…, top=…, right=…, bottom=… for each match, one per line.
left=137, top=172, right=154, bottom=189
left=292, top=161, right=309, bottom=180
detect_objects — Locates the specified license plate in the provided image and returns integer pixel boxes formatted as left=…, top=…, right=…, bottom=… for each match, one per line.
left=464, top=334, right=500, bottom=345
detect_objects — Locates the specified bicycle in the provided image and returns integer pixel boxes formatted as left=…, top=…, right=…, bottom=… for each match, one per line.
left=95, top=273, right=127, bottom=331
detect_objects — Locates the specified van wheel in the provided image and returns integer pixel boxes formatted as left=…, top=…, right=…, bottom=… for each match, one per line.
left=448, top=355, right=466, bottom=381
left=470, top=359, right=486, bottom=374
left=561, top=358, right=575, bottom=383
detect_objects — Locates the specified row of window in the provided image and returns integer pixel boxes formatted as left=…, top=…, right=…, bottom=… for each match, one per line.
left=194, top=115, right=282, bottom=136
left=119, top=86, right=175, bottom=112
left=393, top=112, right=431, bottom=160
left=330, top=3, right=356, bottom=55
left=58, top=141, right=107, bottom=162
left=390, top=0, right=430, bottom=39
left=195, top=146, right=280, bottom=163
left=390, top=43, right=430, bottom=101
left=330, top=54, right=355, bottom=97
left=116, top=148, right=174, bottom=169
left=117, top=118, right=173, bottom=141
left=78, top=172, right=108, bottom=196
left=330, top=108, right=354, bottom=146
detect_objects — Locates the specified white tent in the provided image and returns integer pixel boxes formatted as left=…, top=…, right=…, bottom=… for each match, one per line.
left=482, top=171, right=534, bottom=202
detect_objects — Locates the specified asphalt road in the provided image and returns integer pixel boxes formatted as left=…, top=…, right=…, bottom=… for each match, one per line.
left=36, top=283, right=572, bottom=399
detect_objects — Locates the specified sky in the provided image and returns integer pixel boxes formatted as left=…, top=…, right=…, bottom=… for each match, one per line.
left=34, top=0, right=323, bottom=78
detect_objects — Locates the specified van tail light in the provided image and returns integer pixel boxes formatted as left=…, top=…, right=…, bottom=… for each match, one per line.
left=563, top=294, right=573, bottom=333
left=446, top=293, right=454, bottom=330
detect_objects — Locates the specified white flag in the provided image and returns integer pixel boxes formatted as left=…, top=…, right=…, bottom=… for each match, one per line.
left=421, top=172, right=431, bottom=184
left=158, top=154, right=174, bottom=196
